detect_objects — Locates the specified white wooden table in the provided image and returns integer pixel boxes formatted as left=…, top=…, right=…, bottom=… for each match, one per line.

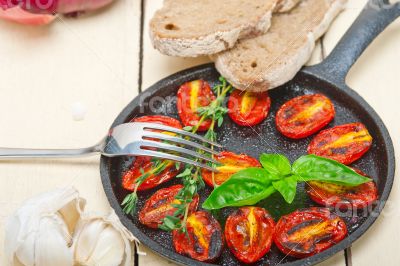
left=0, top=0, right=399, bottom=265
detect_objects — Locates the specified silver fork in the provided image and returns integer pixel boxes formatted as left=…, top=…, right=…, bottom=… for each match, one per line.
left=0, top=122, right=222, bottom=171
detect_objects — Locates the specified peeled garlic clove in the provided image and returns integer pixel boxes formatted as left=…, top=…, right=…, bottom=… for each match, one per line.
left=73, top=211, right=138, bottom=266
left=35, top=214, right=73, bottom=266
left=4, top=187, right=84, bottom=266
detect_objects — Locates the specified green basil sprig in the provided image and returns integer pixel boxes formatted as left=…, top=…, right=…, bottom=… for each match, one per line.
left=202, top=154, right=371, bottom=210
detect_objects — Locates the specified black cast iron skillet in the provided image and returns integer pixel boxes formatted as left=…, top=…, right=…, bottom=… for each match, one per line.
left=101, top=1, right=398, bottom=265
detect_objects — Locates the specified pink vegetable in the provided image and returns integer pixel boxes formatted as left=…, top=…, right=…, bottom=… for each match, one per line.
left=0, top=0, right=115, bottom=14
left=0, top=6, right=55, bottom=25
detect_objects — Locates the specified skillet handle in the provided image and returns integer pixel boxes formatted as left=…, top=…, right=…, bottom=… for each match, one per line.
left=305, top=0, right=400, bottom=84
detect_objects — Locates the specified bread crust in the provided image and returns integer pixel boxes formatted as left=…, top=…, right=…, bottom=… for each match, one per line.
left=149, top=0, right=280, bottom=57
left=213, top=0, right=347, bottom=92
left=150, top=11, right=273, bottom=57
left=275, top=0, right=301, bottom=12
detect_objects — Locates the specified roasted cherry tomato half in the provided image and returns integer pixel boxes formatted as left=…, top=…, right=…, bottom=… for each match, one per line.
left=122, top=157, right=181, bottom=191
left=307, top=168, right=378, bottom=209
left=201, top=151, right=260, bottom=187
left=225, top=207, right=275, bottom=264
left=228, top=90, right=271, bottom=126
left=131, top=115, right=183, bottom=128
left=122, top=115, right=183, bottom=191
left=274, top=208, right=347, bottom=258
left=177, top=80, right=216, bottom=132
left=276, top=94, right=335, bottom=139
left=173, top=211, right=224, bottom=262
left=308, top=122, right=372, bottom=165
left=139, top=185, right=199, bottom=229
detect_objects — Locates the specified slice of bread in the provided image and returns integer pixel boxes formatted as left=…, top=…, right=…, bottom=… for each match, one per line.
left=213, top=0, right=347, bottom=92
left=149, top=0, right=279, bottom=57
left=275, top=0, right=301, bottom=13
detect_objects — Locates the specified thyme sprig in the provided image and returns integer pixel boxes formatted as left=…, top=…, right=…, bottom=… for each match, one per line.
left=160, top=77, right=232, bottom=233
left=122, top=168, right=149, bottom=216
left=122, top=160, right=169, bottom=216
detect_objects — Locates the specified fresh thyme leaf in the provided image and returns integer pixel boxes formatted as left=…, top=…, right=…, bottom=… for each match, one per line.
left=122, top=193, right=138, bottom=216
left=152, top=163, right=167, bottom=175
left=217, top=116, right=224, bottom=127
left=121, top=193, right=134, bottom=205
left=177, top=168, right=192, bottom=178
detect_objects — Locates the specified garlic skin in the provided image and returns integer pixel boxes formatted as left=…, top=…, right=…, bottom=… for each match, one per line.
left=4, top=187, right=84, bottom=266
left=34, top=214, right=74, bottom=266
left=73, top=211, right=135, bottom=266
left=4, top=187, right=138, bottom=266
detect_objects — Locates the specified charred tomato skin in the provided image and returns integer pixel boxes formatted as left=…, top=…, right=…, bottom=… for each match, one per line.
left=225, top=207, right=275, bottom=264
left=201, top=151, right=261, bottom=187
left=177, top=80, right=216, bottom=132
left=274, top=208, right=347, bottom=258
left=228, top=90, right=271, bottom=126
left=307, top=168, right=378, bottom=209
left=276, top=94, right=335, bottom=139
left=122, top=156, right=181, bottom=191
left=139, top=185, right=199, bottom=229
left=172, top=211, right=224, bottom=262
left=122, top=116, right=183, bottom=191
left=131, top=115, right=183, bottom=128
left=308, top=122, right=373, bottom=165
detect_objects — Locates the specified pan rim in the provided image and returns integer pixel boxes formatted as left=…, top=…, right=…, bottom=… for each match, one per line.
left=100, top=63, right=395, bottom=266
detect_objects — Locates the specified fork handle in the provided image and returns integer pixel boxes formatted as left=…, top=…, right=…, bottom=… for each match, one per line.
left=0, top=146, right=100, bottom=159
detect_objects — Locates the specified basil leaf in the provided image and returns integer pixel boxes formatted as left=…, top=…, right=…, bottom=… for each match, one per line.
left=259, top=153, right=291, bottom=177
left=292, top=155, right=371, bottom=186
left=272, top=176, right=297, bottom=204
left=202, top=168, right=277, bottom=210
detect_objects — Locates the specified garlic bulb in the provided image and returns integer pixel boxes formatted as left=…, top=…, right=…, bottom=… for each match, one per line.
left=73, top=211, right=135, bottom=266
left=4, top=187, right=138, bottom=266
left=4, top=187, right=83, bottom=266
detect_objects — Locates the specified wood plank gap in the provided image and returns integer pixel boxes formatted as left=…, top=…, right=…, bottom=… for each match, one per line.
left=134, top=247, right=139, bottom=266
left=344, top=247, right=353, bottom=266
left=135, top=1, right=146, bottom=264
left=138, top=0, right=146, bottom=93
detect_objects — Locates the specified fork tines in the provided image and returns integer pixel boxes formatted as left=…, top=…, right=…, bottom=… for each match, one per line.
left=138, top=123, right=222, bottom=147
left=136, top=122, right=222, bottom=172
